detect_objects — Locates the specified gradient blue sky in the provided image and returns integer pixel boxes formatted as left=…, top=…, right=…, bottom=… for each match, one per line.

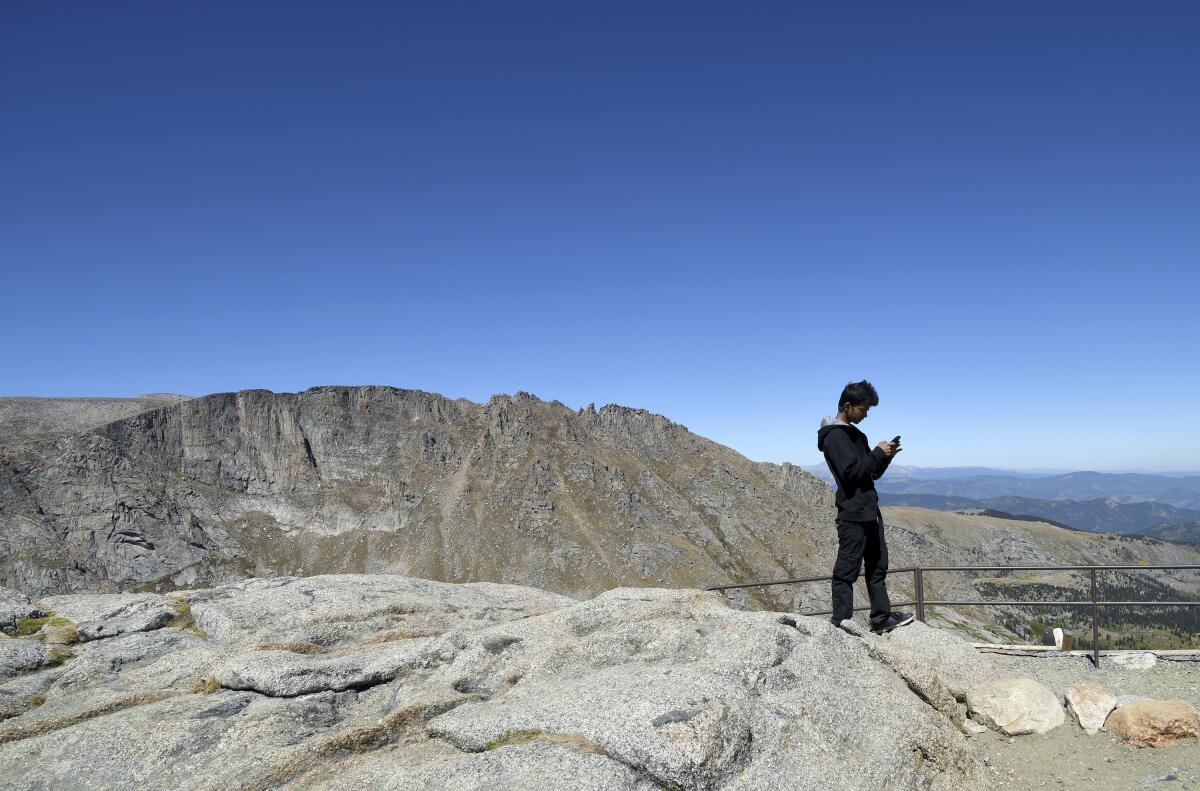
left=3, top=2, right=1198, bottom=471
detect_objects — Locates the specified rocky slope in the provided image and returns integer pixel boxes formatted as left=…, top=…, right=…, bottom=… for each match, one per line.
left=0, top=574, right=1001, bottom=790
left=0, top=386, right=834, bottom=600
left=1140, top=519, right=1200, bottom=544
left=877, top=508, right=1200, bottom=642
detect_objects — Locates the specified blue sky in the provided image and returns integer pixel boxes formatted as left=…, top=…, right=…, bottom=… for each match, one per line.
left=3, top=2, right=1198, bottom=471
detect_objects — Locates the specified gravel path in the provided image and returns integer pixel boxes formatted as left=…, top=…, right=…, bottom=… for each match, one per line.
left=964, top=654, right=1200, bottom=790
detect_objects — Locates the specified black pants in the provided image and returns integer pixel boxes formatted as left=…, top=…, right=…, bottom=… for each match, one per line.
left=831, top=516, right=891, bottom=626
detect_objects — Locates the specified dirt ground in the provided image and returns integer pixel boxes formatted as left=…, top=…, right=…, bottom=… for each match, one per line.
left=964, top=654, right=1200, bottom=790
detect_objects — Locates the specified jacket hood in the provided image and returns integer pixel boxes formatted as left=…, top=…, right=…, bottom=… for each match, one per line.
left=817, top=415, right=854, bottom=451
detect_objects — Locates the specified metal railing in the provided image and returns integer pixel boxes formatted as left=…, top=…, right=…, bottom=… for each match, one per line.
left=706, top=564, right=1200, bottom=668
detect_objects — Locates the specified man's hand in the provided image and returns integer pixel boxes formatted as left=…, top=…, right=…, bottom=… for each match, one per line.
left=877, top=441, right=902, bottom=457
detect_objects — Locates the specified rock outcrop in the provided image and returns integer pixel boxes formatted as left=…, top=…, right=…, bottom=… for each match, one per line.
left=1104, top=699, right=1200, bottom=748
left=1108, top=652, right=1158, bottom=669
left=0, top=589, right=39, bottom=634
left=965, top=678, right=1065, bottom=735
left=0, top=574, right=991, bottom=791
left=1065, top=682, right=1117, bottom=735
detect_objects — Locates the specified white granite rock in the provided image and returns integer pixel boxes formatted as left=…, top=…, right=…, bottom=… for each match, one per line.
left=188, top=574, right=573, bottom=645
left=966, top=677, right=1065, bottom=735
left=35, top=593, right=178, bottom=642
left=1109, top=652, right=1157, bottom=669
left=1065, top=682, right=1117, bottom=735
left=0, top=639, right=54, bottom=681
left=216, top=641, right=430, bottom=697
left=0, top=575, right=992, bottom=791
left=0, top=589, right=40, bottom=635
left=287, top=738, right=661, bottom=791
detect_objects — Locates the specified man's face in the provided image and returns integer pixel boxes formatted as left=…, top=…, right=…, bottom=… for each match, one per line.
left=845, top=402, right=870, bottom=423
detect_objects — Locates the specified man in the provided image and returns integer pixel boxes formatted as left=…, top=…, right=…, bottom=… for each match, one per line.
left=816, top=380, right=914, bottom=634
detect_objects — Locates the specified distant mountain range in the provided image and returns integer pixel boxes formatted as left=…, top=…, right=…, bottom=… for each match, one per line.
left=879, top=471, right=1200, bottom=509
left=802, top=464, right=1072, bottom=482
left=802, top=464, right=1200, bottom=535
left=1138, top=519, right=1200, bottom=544
left=804, top=465, right=1200, bottom=509
left=876, top=493, right=1200, bottom=535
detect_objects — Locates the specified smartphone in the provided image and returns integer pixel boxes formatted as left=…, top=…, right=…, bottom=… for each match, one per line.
left=891, top=435, right=902, bottom=445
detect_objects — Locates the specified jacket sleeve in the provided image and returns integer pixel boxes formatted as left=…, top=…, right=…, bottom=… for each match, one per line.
left=872, top=445, right=895, bottom=480
left=823, top=428, right=886, bottom=487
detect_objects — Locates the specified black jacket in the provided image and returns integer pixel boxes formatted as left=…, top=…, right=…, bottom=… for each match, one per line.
left=816, top=418, right=894, bottom=522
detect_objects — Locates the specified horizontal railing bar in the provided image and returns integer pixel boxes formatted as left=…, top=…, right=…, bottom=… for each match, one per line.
left=799, top=600, right=1200, bottom=616
left=804, top=601, right=917, bottom=617
left=1085, top=601, right=1200, bottom=606
left=717, top=563, right=1200, bottom=665
left=916, top=564, right=1200, bottom=572
left=918, top=600, right=1200, bottom=607
left=706, top=577, right=831, bottom=591
left=706, top=568, right=919, bottom=592
left=707, top=564, right=1200, bottom=592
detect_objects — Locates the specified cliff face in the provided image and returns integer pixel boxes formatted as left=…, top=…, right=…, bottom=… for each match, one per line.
left=0, top=387, right=836, bottom=598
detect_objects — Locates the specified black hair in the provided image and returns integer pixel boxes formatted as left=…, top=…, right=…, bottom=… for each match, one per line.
left=838, top=380, right=879, bottom=412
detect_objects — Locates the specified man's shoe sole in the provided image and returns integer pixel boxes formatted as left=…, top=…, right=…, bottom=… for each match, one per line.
left=872, top=615, right=915, bottom=634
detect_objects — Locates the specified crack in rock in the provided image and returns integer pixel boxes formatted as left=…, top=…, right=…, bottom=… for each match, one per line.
left=653, top=708, right=701, bottom=727
left=233, top=693, right=481, bottom=791
left=0, top=690, right=180, bottom=745
left=214, top=642, right=434, bottom=698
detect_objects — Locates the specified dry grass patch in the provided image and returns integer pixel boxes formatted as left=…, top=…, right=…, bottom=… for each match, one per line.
left=382, top=693, right=480, bottom=731
left=46, top=646, right=74, bottom=666
left=482, top=729, right=543, bottom=750
left=483, top=729, right=608, bottom=755
left=12, top=613, right=79, bottom=643
left=316, top=723, right=390, bottom=756
left=165, top=598, right=206, bottom=637
left=369, top=627, right=443, bottom=643
left=254, top=642, right=328, bottom=654
left=234, top=693, right=480, bottom=791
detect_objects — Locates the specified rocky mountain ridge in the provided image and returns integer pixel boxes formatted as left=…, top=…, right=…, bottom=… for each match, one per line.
left=0, top=386, right=833, bottom=600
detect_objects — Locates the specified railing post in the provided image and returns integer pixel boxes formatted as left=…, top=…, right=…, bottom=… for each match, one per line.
left=1090, top=567, right=1100, bottom=669
left=914, top=567, right=925, bottom=622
